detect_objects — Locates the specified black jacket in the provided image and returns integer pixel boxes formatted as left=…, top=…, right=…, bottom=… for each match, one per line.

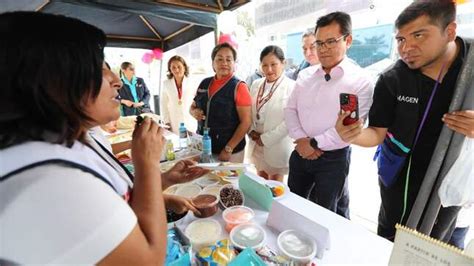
left=119, top=77, right=152, bottom=116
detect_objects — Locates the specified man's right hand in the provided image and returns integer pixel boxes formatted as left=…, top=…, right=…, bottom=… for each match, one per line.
left=191, top=107, right=206, bottom=121
left=336, top=110, right=364, bottom=143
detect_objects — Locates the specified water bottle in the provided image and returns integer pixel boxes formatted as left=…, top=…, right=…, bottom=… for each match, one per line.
left=179, top=122, right=187, bottom=149
left=201, top=128, right=212, bottom=163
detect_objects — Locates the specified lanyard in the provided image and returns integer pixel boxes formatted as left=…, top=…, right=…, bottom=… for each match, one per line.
left=413, top=63, right=447, bottom=147
left=256, top=76, right=283, bottom=120
left=400, top=63, right=446, bottom=224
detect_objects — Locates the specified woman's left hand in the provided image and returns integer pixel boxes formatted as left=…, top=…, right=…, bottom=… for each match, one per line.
left=218, top=149, right=232, bottom=162
left=133, top=102, right=145, bottom=108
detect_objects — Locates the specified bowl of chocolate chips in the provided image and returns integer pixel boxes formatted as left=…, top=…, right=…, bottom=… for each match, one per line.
left=166, top=209, right=188, bottom=228
left=218, top=184, right=244, bottom=210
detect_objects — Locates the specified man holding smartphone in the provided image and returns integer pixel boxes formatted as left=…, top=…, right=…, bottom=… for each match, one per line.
left=336, top=0, right=474, bottom=242
left=284, top=12, right=373, bottom=218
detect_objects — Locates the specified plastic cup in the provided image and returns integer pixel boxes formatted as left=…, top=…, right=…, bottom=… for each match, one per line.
left=277, top=229, right=317, bottom=263
left=230, top=223, right=266, bottom=251
left=192, top=194, right=219, bottom=218
left=185, top=218, right=222, bottom=251
left=222, top=206, right=254, bottom=233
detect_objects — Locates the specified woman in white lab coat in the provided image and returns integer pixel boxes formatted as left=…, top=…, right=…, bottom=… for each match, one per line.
left=248, top=45, right=295, bottom=182
left=160, top=56, right=197, bottom=134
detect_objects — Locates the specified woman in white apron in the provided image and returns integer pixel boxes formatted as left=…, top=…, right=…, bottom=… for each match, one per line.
left=160, top=56, right=197, bottom=134
left=248, top=45, right=295, bottom=182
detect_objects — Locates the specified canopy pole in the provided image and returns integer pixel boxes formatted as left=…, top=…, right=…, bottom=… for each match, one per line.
left=214, top=27, right=219, bottom=46
left=35, top=0, right=50, bottom=11
left=156, top=42, right=165, bottom=115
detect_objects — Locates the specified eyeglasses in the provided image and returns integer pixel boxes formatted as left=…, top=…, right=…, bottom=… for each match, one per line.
left=128, top=67, right=135, bottom=71
left=312, top=34, right=348, bottom=50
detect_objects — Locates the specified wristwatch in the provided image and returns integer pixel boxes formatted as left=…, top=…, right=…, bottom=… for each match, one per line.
left=224, top=145, right=233, bottom=153
left=309, top=138, right=319, bottom=149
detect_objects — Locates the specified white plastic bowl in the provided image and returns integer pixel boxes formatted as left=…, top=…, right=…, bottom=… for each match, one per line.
left=277, top=229, right=317, bottom=263
left=163, top=184, right=181, bottom=195
left=174, top=183, right=202, bottom=198
left=265, top=180, right=288, bottom=200
left=194, top=174, right=220, bottom=188
left=185, top=218, right=222, bottom=251
left=201, top=184, right=222, bottom=198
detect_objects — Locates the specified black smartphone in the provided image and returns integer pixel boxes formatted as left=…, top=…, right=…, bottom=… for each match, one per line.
left=339, top=93, right=359, bottom=125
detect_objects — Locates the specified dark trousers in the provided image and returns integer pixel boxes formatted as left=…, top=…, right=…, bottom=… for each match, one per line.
left=288, top=147, right=351, bottom=219
left=378, top=179, right=460, bottom=242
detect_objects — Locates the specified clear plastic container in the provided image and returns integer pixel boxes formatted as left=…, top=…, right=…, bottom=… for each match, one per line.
left=222, top=206, right=255, bottom=233
left=192, top=194, right=219, bottom=218
left=219, top=184, right=245, bottom=210
left=175, top=183, right=202, bottom=198
left=185, top=218, right=222, bottom=251
left=230, top=223, right=266, bottom=251
left=277, top=229, right=317, bottom=263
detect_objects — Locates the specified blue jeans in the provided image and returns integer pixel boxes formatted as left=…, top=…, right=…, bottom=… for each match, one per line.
left=448, top=226, right=470, bottom=249
left=288, top=147, right=351, bottom=219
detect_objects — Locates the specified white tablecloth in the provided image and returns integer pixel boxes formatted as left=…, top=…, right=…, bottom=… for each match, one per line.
left=175, top=173, right=393, bottom=264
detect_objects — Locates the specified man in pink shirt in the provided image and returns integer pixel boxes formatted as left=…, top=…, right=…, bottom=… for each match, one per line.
left=284, top=12, right=373, bottom=218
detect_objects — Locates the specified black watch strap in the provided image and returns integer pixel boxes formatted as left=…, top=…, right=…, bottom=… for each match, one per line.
left=309, top=138, right=318, bottom=149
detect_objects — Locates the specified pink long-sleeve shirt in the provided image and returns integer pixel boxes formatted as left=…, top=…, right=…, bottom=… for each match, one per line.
left=284, top=57, right=374, bottom=151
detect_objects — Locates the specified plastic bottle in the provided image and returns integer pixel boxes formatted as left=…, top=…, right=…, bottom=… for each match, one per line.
left=201, top=128, right=212, bottom=163
left=166, top=140, right=175, bottom=161
left=179, top=122, right=188, bottom=149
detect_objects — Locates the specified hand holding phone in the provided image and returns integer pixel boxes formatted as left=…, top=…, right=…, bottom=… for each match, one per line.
left=339, top=93, right=359, bottom=126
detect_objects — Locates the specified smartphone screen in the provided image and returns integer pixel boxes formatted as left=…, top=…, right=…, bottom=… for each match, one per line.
left=339, top=93, right=359, bottom=125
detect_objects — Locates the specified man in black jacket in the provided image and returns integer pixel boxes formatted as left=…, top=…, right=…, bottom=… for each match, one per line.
left=336, top=0, right=474, bottom=242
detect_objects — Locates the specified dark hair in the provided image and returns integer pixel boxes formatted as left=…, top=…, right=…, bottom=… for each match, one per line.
left=260, top=45, right=285, bottom=63
left=0, top=12, right=106, bottom=148
left=395, top=0, right=456, bottom=30
left=315, top=11, right=352, bottom=37
left=166, top=55, right=189, bottom=79
left=119, top=61, right=133, bottom=78
left=211, top=42, right=237, bottom=61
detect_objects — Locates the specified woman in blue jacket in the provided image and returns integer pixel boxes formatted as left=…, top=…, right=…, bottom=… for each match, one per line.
left=119, top=62, right=153, bottom=116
